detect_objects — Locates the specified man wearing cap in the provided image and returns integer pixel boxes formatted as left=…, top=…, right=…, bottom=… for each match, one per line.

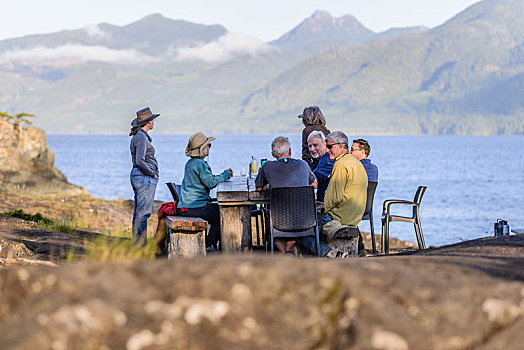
left=178, top=132, right=233, bottom=251
left=129, top=107, right=160, bottom=246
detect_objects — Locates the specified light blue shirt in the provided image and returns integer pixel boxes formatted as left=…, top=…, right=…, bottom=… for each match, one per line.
left=178, top=158, right=230, bottom=208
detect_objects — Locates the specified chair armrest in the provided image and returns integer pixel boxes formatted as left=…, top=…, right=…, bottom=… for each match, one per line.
left=382, top=200, right=417, bottom=215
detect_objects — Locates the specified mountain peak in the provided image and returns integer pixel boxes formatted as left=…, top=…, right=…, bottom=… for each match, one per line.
left=310, top=10, right=333, bottom=20
left=272, top=10, right=374, bottom=50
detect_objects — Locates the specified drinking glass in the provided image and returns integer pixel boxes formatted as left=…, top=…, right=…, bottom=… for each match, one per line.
left=240, top=168, right=247, bottom=177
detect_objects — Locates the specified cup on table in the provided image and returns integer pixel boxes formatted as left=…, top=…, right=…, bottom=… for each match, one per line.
left=240, top=168, right=247, bottom=177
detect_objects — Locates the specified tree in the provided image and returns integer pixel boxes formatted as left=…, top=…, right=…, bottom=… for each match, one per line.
left=12, top=112, right=35, bottom=130
left=0, top=111, right=35, bottom=130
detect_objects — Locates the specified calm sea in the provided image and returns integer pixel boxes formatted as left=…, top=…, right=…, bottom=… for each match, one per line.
left=47, top=134, right=524, bottom=246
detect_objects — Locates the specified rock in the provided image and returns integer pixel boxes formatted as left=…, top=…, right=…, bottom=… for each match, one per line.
left=482, top=298, right=522, bottom=325
left=0, top=118, right=85, bottom=195
left=371, top=329, right=409, bottom=350
left=0, top=235, right=523, bottom=349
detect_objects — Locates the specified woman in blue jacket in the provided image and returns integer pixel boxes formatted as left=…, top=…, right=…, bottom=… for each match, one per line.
left=129, top=107, right=160, bottom=246
left=178, top=132, right=233, bottom=251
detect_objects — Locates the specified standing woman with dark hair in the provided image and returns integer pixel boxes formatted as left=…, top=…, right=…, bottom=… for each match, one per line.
left=298, top=106, right=330, bottom=168
left=129, top=107, right=160, bottom=246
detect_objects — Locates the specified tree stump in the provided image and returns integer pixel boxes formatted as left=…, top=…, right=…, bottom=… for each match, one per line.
left=326, top=226, right=360, bottom=257
left=166, top=216, right=207, bottom=258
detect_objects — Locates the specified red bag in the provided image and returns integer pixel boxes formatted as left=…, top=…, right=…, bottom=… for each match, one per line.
left=158, top=201, right=178, bottom=219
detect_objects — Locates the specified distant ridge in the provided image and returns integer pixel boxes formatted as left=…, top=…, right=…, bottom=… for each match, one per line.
left=0, top=14, right=227, bottom=55
left=1, top=0, right=522, bottom=135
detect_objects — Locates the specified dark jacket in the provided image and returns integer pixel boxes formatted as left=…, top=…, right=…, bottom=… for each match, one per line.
left=130, top=129, right=158, bottom=177
left=302, top=125, right=330, bottom=167
left=312, top=152, right=335, bottom=201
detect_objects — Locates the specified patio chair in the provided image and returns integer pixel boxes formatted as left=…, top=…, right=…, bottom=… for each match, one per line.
left=269, top=186, right=321, bottom=256
left=361, top=181, right=378, bottom=254
left=381, top=186, right=427, bottom=255
left=166, top=182, right=181, bottom=202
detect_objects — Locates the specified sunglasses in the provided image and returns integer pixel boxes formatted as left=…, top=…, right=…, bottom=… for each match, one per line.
left=326, top=142, right=342, bottom=149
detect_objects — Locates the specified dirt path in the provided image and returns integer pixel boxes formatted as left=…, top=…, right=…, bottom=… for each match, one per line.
left=0, top=214, right=125, bottom=266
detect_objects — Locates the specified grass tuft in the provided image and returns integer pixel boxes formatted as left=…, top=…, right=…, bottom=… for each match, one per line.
left=83, top=235, right=158, bottom=262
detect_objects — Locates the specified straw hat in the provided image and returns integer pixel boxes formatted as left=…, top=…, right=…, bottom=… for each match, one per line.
left=131, top=107, right=160, bottom=127
left=185, top=132, right=215, bottom=157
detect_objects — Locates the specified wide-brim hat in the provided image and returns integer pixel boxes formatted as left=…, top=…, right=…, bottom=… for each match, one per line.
left=185, top=132, right=215, bottom=157
left=131, top=107, right=160, bottom=127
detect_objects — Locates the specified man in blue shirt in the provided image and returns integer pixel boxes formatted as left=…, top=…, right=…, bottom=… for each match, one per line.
left=307, top=131, right=335, bottom=201
left=350, top=139, right=378, bottom=182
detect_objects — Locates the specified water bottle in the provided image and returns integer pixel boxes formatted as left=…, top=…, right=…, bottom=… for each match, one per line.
left=250, top=156, right=258, bottom=179
left=494, top=219, right=509, bottom=236
left=502, top=220, right=510, bottom=235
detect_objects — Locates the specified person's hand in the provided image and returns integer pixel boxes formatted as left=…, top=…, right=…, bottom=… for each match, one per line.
left=226, top=168, right=233, bottom=177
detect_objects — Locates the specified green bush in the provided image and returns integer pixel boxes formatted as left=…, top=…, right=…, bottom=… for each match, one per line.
left=2, top=209, right=78, bottom=234
left=2, top=209, right=53, bottom=224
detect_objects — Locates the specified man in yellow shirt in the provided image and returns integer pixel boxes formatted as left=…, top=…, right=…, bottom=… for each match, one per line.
left=323, top=131, right=368, bottom=255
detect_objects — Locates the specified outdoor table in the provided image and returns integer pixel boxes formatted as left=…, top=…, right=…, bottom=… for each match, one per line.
left=217, top=176, right=269, bottom=253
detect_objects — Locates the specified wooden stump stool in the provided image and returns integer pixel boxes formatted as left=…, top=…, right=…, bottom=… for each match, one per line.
left=326, top=226, right=360, bottom=258
left=166, top=216, right=207, bottom=258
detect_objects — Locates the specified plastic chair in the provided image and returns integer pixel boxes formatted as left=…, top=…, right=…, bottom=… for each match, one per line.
left=361, top=181, right=378, bottom=253
left=166, top=182, right=181, bottom=202
left=269, top=186, right=321, bottom=256
left=381, top=186, right=427, bottom=255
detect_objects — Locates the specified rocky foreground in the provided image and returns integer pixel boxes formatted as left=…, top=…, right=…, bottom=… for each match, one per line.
left=0, top=234, right=522, bottom=349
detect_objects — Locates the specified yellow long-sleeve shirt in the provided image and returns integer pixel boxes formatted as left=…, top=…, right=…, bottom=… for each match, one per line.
left=324, top=153, right=368, bottom=227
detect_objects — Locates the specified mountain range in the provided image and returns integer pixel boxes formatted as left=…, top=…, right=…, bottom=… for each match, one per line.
left=0, top=0, right=523, bottom=135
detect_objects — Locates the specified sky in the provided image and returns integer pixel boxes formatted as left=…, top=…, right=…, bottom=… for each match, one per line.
left=2, top=0, right=482, bottom=42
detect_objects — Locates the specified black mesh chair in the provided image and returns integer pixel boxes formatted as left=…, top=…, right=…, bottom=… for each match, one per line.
left=381, top=186, right=427, bottom=255
left=166, top=182, right=181, bottom=202
left=269, top=186, right=320, bottom=256
left=361, top=181, right=378, bottom=253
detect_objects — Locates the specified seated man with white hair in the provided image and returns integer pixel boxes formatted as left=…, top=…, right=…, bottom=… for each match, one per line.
left=256, top=136, right=347, bottom=258
left=308, top=130, right=335, bottom=202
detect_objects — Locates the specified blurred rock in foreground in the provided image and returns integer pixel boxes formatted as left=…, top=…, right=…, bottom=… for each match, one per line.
left=0, top=235, right=522, bottom=349
left=0, top=118, right=85, bottom=195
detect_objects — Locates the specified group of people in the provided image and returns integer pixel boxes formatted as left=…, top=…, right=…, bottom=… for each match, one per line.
left=129, top=105, right=379, bottom=257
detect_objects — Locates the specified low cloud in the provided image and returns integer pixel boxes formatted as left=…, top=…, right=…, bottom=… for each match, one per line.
left=0, top=45, right=160, bottom=65
left=175, top=33, right=276, bottom=63
left=84, top=25, right=109, bottom=38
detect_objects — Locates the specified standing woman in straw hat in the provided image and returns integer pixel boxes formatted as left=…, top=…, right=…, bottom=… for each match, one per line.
left=129, top=107, right=160, bottom=246
left=178, top=132, right=233, bottom=252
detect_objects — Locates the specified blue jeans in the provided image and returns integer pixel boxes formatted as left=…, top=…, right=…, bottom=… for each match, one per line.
left=297, top=213, right=334, bottom=257
left=130, top=168, right=158, bottom=246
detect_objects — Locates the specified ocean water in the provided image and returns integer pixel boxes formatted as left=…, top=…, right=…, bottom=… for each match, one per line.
left=48, top=134, right=524, bottom=246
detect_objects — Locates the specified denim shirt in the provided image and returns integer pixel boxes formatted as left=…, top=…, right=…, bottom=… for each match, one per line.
left=178, top=158, right=231, bottom=208
left=312, top=152, right=335, bottom=201
left=360, top=158, right=379, bottom=182
left=130, top=130, right=158, bottom=177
